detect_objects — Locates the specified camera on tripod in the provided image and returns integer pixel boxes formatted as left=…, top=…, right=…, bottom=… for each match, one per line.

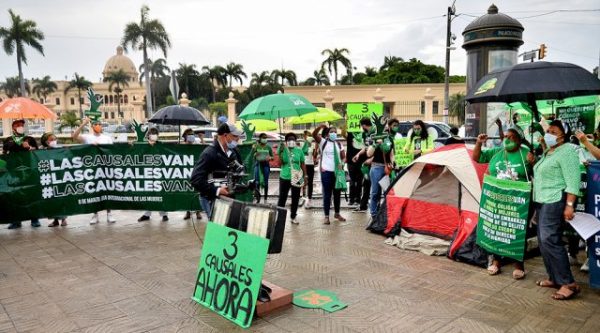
left=226, top=159, right=255, bottom=195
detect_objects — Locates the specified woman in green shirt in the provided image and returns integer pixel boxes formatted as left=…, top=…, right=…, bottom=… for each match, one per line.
left=473, top=127, right=534, bottom=279
left=253, top=133, right=274, bottom=203
left=533, top=120, right=581, bottom=300
left=277, top=133, right=307, bottom=225
left=404, top=120, right=434, bottom=159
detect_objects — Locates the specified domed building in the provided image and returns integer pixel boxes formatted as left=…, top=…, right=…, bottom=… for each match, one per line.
left=102, top=46, right=139, bottom=84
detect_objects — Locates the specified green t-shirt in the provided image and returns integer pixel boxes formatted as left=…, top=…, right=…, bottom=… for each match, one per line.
left=479, top=146, right=530, bottom=181
left=254, top=143, right=273, bottom=162
left=279, top=146, right=305, bottom=180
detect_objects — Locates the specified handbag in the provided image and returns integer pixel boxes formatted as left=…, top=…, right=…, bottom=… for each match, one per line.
left=332, top=142, right=347, bottom=191
left=286, top=146, right=304, bottom=188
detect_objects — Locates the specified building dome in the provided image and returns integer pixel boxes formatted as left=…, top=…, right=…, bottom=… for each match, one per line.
left=464, top=4, right=523, bottom=33
left=462, top=4, right=524, bottom=49
left=102, top=46, right=139, bottom=82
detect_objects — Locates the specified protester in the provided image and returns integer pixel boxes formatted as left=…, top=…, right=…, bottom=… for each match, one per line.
left=253, top=133, right=273, bottom=203
left=194, top=129, right=206, bottom=144
left=387, top=118, right=403, bottom=140
left=404, top=120, right=434, bottom=159
left=3, top=119, right=41, bottom=229
left=301, top=130, right=318, bottom=208
left=72, top=117, right=116, bottom=224
left=345, top=119, right=372, bottom=207
left=41, top=132, right=68, bottom=227
left=444, top=127, right=465, bottom=145
left=533, top=120, right=581, bottom=300
left=351, top=118, right=376, bottom=212
left=473, top=127, right=534, bottom=279
left=190, top=123, right=243, bottom=217
left=138, top=128, right=169, bottom=222
left=182, top=128, right=202, bottom=220
left=277, top=133, right=307, bottom=224
left=365, top=128, right=393, bottom=223
left=312, top=124, right=346, bottom=225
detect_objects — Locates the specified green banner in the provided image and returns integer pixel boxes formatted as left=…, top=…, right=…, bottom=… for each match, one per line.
left=192, top=223, right=269, bottom=328
left=476, top=175, right=531, bottom=261
left=393, top=137, right=413, bottom=167
left=557, top=103, right=596, bottom=134
left=0, top=143, right=255, bottom=223
left=346, top=103, right=383, bottom=133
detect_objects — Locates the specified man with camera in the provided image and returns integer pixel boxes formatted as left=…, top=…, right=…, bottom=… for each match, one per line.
left=191, top=123, right=243, bottom=217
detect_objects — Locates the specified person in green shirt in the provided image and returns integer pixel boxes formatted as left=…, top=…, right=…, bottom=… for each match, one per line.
left=277, top=133, right=307, bottom=224
left=533, top=120, right=581, bottom=301
left=253, top=133, right=274, bottom=203
left=404, top=120, right=434, bottom=159
left=473, top=127, right=535, bottom=280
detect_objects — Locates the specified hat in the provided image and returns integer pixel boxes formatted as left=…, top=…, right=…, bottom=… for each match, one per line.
left=217, top=123, right=243, bottom=136
left=507, top=126, right=524, bottom=140
left=91, top=119, right=102, bottom=125
left=11, top=119, right=25, bottom=126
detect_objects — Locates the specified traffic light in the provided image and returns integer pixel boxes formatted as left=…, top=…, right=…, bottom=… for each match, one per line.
left=539, top=44, right=547, bottom=60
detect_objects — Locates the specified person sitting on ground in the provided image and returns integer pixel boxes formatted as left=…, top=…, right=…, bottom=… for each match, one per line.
left=41, top=132, right=68, bottom=227
left=444, top=126, right=465, bottom=145
left=277, top=133, right=307, bottom=224
left=3, top=119, right=41, bottom=229
left=138, top=128, right=169, bottom=222
left=72, top=117, right=116, bottom=224
left=473, top=127, right=535, bottom=280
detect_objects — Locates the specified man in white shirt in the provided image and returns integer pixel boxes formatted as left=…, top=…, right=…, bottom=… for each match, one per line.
left=72, top=117, right=116, bottom=224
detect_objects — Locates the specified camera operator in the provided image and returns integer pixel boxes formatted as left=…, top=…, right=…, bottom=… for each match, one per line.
left=190, top=123, right=243, bottom=217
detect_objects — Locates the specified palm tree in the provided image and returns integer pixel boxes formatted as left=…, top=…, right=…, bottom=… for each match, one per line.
left=250, top=71, right=272, bottom=86
left=449, top=92, right=466, bottom=124
left=0, top=10, right=45, bottom=97
left=380, top=55, right=403, bottom=71
left=32, top=75, right=57, bottom=103
left=65, top=73, right=92, bottom=118
left=201, top=65, right=227, bottom=102
left=1, top=76, right=29, bottom=97
left=58, top=111, right=80, bottom=133
left=271, top=69, right=297, bottom=86
left=224, top=62, right=247, bottom=88
left=303, top=69, right=330, bottom=86
left=364, top=66, right=378, bottom=77
left=139, top=58, right=169, bottom=110
left=121, top=5, right=171, bottom=118
left=104, top=69, right=131, bottom=119
left=320, top=48, right=351, bottom=85
left=175, top=63, right=200, bottom=97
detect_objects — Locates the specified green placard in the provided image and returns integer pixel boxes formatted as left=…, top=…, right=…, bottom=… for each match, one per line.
left=476, top=175, right=531, bottom=261
left=192, top=223, right=269, bottom=328
left=393, top=137, right=413, bottom=167
left=557, top=104, right=596, bottom=134
left=346, top=103, right=383, bottom=133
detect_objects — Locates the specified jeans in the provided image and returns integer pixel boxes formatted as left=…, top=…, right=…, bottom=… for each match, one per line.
left=254, top=161, right=270, bottom=201
left=321, top=171, right=341, bottom=217
left=304, top=165, right=315, bottom=199
left=369, top=165, right=386, bottom=217
left=200, top=197, right=213, bottom=218
left=277, top=178, right=301, bottom=219
left=535, top=197, right=575, bottom=286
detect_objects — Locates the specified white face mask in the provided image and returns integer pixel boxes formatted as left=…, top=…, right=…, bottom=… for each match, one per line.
left=15, top=126, right=24, bottom=135
left=48, top=140, right=58, bottom=148
left=148, top=134, right=158, bottom=142
left=186, top=135, right=195, bottom=143
left=287, top=140, right=296, bottom=148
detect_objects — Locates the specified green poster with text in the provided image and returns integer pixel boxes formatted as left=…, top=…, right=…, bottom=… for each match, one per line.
left=346, top=103, right=383, bottom=132
left=476, top=175, right=531, bottom=261
left=192, top=223, right=269, bottom=328
left=557, top=103, right=595, bottom=134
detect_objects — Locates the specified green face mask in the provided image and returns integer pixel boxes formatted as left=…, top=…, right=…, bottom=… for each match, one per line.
left=391, top=126, right=399, bottom=133
left=503, top=138, right=517, bottom=151
left=413, top=129, right=421, bottom=135
left=260, top=138, right=267, bottom=144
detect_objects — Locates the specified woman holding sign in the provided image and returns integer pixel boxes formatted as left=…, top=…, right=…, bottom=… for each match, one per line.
left=532, top=120, right=581, bottom=300
left=473, top=127, right=534, bottom=280
left=277, top=133, right=306, bottom=225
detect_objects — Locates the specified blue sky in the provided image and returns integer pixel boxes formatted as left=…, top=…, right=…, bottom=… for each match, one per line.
left=0, top=0, right=598, bottom=84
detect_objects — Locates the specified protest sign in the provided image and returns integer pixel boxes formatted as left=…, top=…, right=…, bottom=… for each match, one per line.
left=346, top=103, right=383, bottom=132
left=192, top=223, right=269, bottom=328
left=393, top=137, right=413, bottom=167
left=588, top=232, right=600, bottom=289
left=476, top=175, right=531, bottom=261
left=557, top=104, right=595, bottom=134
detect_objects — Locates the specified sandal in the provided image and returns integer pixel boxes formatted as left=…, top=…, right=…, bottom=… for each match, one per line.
left=512, top=269, right=526, bottom=280
left=487, top=264, right=501, bottom=276
left=552, top=285, right=581, bottom=300
left=536, top=279, right=558, bottom=288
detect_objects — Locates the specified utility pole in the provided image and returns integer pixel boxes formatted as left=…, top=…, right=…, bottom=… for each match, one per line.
left=443, top=1, right=457, bottom=125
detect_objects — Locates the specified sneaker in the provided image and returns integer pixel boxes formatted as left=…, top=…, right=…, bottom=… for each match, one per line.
left=31, top=220, right=41, bottom=228
left=48, top=219, right=59, bottom=227
left=60, top=219, right=67, bottom=226
left=334, top=214, right=346, bottom=222
left=107, top=213, right=116, bottom=223
left=195, top=212, right=202, bottom=220
left=89, top=214, right=99, bottom=225
left=299, top=197, right=305, bottom=207
left=291, top=218, right=299, bottom=225
left=304, top=199, right=311, bottom=209
left=162, top=215, right=169, bottom=222
left=353, top=207, right=367, bottom=213
left=138, top=215, right=150, bottom=222
left=323, top=217, right=331, bottom=225
left=183, top=211, right=191, bottom=220
left=581, top=259, right=589, bottom=272
left=7, top=222, right=22, bottom=229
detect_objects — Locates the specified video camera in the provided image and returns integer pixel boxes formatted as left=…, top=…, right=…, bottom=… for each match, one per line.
left=226, top=159, right=255, bottom=195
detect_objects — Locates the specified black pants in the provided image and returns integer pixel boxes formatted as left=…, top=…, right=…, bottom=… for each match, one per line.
left=348, top=163, right=363, bottom=204
left=278, top=178, right=301, bottom=219
left=360, top=178, right=371, bottom=210
left=304, top=165, right=315, bottom=199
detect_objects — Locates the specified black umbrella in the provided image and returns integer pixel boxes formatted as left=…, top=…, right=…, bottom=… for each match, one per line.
left=148, top=105, right=211, bottom=142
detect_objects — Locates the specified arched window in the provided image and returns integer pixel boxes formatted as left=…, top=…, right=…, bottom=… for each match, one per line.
left=124, top=94, right=128, bottom=104
left=105, top=112, right=109, bottom=119
left=119, top=95, right=123, bottom=104
left=104, top=95, right=109, bottom=104
left=109, top=95, right=113, bottom=104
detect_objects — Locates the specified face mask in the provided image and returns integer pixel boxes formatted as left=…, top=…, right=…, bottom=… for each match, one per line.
left=149, top=134, right=158, bottom=142
left=544, top=133, right=558, bottom=147
left=186, top=135, right=195, bottom=143
left=413, top=129, right=421, bottom=135
left=227, top=140, right=238, bottom=149
left=306, top=137, right=314, bottom=143
left=391, top=126, right=399, bottom=133
left=93, top=125, right=102, bottom=133
left=260, top=138, right=267, bottom=144
left=287, top=140, right=296, bottom=148
left=329, top=133, right=337, bottom=141
left=15, top=126, right=24, bottom=135
left=503, top=139, right=517, bottom=151
left=48, top=140, right=58, bottom=148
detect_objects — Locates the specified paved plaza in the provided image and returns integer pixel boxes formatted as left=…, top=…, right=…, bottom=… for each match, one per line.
left=0, top=208, right=599, bottom=333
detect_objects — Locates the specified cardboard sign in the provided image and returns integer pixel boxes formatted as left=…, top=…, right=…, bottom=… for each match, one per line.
left=393, top=137, right=413, bottom=167
left=192, top=223, right=269, bottom=328
left=346, top=103, right=383, bottom=133
left=588, top=232, right=600, bottom=289
left=557, top=104, right=595, bottom=134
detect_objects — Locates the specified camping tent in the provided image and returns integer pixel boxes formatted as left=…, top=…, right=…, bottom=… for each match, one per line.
left=367, top=144, right=490, bottom=266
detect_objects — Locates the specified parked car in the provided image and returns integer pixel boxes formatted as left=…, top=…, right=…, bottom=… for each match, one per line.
left=397, top=121, right=453, bottom=147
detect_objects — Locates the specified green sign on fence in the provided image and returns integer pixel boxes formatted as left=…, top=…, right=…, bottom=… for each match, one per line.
left=346, top=103, right=383, bottom=132
left=476, top=175, right=531, bottom=261
left=192, top=223, right=269, bottom=328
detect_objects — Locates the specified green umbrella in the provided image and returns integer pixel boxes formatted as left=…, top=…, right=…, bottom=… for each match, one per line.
left=287, top=107, right=342, bottom=125
left=235, top=119, right=278, bottom=131
left=239, top=93, right=317, bottom=132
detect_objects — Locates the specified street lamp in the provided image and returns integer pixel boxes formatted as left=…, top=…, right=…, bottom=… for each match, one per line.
left=443, top=1, right=457, bottom=124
